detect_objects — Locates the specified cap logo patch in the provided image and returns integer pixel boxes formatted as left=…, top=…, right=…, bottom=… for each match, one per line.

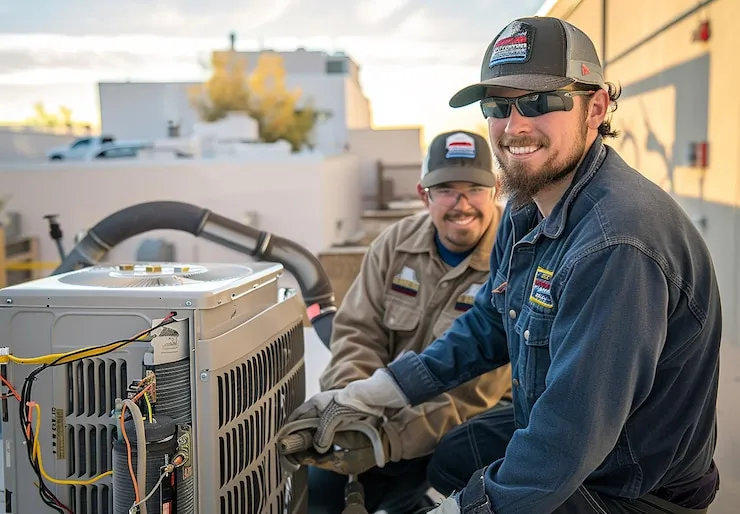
left=489, top=21, right=533, bottom=68
left=581, top=63, right=590, bottom=76
left=445, top=132, right=476, bottom=159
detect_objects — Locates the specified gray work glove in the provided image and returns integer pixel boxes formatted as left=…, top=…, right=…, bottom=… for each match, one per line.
left=285, top=428, right=393, bottom=476
left=286, top=390, right=340, bottom=423
left=426, top=494, right=462, bottom=514
left=313, top=368, right=410, bottom=453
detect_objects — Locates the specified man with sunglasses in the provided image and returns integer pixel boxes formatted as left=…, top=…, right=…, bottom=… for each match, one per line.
left=301, top=130, right=514, bottom=513
left=289, top=16, right=721, bottom=514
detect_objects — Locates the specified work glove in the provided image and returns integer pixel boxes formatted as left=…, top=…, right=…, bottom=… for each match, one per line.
left=286, top=427, right=392, bottom=476
left=425, top=494, right=462, bottom=514
left=286, top=389, right=340, bottom=423
left=283, top=368, right=409, bottom=460
left=313, top=368, right=410, bottom=454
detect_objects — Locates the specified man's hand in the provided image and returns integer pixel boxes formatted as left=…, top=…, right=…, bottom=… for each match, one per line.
left=314, top=368, right=409, bottom=452
left=286, top=390, right=340, bottom=424
left=426, top=494, right=461, bottom=514
left=289, top=429, right=392, bottom=476
left=280, top=368, right=409, bottom=474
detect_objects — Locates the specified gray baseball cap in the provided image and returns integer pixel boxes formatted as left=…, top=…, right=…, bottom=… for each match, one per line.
left=449, top=16, right=606, bottom=108
left=420, top=130, right=495, bottom=188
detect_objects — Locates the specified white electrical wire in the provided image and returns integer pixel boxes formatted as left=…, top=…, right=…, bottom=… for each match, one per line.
left=128, top=470, right=169, bottom=514
left=121, top=399, right=148, bottom=514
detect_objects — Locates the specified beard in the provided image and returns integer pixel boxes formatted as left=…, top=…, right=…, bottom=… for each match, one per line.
left=494, top=118, right=588, bottom=208
left=441, top=206, right=484, bottom=248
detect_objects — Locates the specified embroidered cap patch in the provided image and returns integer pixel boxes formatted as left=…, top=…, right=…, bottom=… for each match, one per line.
left=489, top=21, right=534, bottom=68
left=445, top=132, right=476, bottom=159
left=529, top=266, right=554, bottom=308
left=391, top=266, right=420, bottom=297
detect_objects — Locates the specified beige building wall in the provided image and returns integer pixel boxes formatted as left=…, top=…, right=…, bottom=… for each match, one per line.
left=347, top=127, right=424, bottom=207
left=541, top=1, right=738, bottom=511
left=0, top=154, right=361, bottom=295
left=0, top=127, right=78, bottom=162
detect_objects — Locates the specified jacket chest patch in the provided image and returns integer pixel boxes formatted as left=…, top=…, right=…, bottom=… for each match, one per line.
left=391, top=266, right=420, bottom=297
left=529, top=266, right=554, bottom=309
left=455, top=283, right=483, bottom=312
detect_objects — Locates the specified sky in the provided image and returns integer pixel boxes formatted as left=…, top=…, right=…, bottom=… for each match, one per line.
left=0, top=0, right=546, bottom=146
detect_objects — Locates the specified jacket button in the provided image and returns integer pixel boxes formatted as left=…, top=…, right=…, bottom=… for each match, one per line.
left=524, top=329, right=530, bottom=341
left=508, top=309, right=517, bottom=319
left=512, top=378, right=520, bottom=387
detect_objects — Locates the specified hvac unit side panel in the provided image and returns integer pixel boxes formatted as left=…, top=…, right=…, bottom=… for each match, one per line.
left=193, top=295, right=306, bottom=514
left=196, top=277, right=281, bottom=341
left=0, top=307, right=194, bottom=514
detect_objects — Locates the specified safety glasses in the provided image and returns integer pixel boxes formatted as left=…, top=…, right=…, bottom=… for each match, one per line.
left=480, top=90, right=594, bottom=119
left=424, top=186, right=493, bottom=208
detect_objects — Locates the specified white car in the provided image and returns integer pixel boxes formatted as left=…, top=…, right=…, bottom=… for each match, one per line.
left=47, top=136, right=116, bottom=161
left=85, top=140, right=190, bottom=160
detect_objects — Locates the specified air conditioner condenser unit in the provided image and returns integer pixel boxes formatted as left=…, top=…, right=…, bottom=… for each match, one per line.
left=0, top=261, right=308, bottom=514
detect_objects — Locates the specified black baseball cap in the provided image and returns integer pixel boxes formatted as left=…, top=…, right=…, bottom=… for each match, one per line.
left=420, top=130, right=495, bottom=188
left=449, top=17, right=606, bottom=108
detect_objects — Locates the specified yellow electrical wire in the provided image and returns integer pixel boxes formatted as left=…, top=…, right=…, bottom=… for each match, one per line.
left=144, top=392, right=153, bottom=423
left=28, top=402, right=113, bottom=486
left=0, top=331, right=153, bottom=366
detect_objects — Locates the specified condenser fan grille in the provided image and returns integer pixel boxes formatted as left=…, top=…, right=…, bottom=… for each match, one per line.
left=57, top=263, right=254, bottom=288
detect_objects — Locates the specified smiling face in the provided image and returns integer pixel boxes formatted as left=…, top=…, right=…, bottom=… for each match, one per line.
left=486, top=87, right=608, bottom=207
left=418, top=181, right=496, bottom=253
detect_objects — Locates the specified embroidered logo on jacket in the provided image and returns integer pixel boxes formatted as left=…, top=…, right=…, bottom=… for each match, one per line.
left=529, top=267, right=554, bottom=308
left=455, top=283, right=483, bottom=311
left=391, top=266, right=420, bottom=297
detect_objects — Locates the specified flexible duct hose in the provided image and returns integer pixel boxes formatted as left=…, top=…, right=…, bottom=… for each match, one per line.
left=51, top=201, right=336, bottom=347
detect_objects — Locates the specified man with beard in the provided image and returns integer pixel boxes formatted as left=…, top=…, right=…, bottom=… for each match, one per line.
left=286, top=16, right=721, bottom=514
left=303, top=130, right=514, bottom=514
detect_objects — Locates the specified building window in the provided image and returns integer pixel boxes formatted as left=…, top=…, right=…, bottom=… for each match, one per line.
left=326, top=60, right=346, bottom=74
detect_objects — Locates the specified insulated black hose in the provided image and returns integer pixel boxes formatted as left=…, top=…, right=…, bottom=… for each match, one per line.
left=51, top=201, right=336, bottom=346
left=52, top=201, right=210, bottom=275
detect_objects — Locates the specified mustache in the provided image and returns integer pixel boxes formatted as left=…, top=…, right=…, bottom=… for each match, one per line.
left=498, top=135, right=549, bottom=147
left=445, top=210, right=481, bottom=221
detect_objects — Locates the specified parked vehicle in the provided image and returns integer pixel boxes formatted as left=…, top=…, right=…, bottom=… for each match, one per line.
left=47, top=135, right=116, bottom=160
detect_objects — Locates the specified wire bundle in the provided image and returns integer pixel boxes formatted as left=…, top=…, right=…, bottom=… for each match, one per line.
left=9, top=312, right=177, bottom=513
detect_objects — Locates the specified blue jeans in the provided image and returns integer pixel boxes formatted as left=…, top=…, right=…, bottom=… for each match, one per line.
left=307, top=456, right=431, bottom=514
left=427, top=404, right=711, bottom=513
left=427, top=402, right=515, bottom=496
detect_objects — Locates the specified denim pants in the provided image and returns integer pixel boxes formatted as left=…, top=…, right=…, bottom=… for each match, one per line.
left=307, top=456, right=432, bottom=514
left=427, top=405, right=710, bottom=513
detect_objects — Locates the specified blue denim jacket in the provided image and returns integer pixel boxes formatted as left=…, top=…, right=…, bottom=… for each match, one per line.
left=388, top=137, right=722, bottom=513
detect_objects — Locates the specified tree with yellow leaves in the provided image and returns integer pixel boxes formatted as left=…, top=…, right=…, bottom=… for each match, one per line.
left=189, top=51, right=319, bottom=152
left=189, top=52, right=251, bottom=122
left=24, top=102, right=87, bottom=131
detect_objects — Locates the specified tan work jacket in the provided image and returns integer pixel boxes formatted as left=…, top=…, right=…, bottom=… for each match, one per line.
left=319, top=209, right=512, bottom=461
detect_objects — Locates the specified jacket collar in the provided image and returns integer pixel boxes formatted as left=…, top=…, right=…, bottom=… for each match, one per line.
left=510, top=136, right=607, bottom=240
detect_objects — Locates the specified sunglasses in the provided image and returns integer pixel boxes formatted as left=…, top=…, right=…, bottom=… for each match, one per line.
left=480, top=90, right=595, bottom=119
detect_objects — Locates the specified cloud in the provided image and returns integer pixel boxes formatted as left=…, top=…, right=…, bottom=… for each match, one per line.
left=0, top=31, right=486, bottom=82
left=0, top=0, right=546, bottom=134
left=0, top=49, right=193, bottom=74
left=355, top=0, right=412, bottom=24
left=2, top=0, right=546, bottom=41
